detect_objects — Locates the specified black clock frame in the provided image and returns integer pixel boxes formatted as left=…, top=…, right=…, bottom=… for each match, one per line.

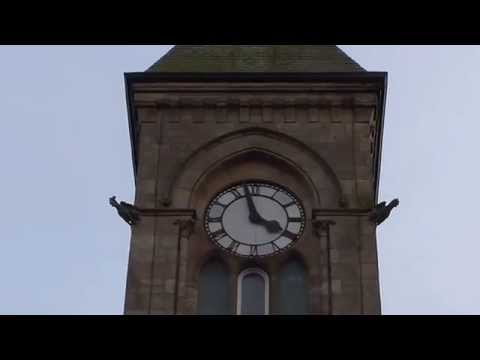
left=204, top=181, right=306, bottom=258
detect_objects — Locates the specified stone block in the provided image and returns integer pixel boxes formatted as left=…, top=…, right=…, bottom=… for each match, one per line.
left=362, top=280, right=382, bottom=315
left=362, top=263, right=379, bottom=281
left=332, top=293, right=362, bottom=315
left=165, top=279, right=176, bottom=294
left=124, top=289, right=151, bottom=315
left=332, top=263, right=360, bottom=283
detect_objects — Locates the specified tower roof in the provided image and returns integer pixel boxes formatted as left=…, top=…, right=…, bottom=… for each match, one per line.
left=147, top=45, right=365, bottom=73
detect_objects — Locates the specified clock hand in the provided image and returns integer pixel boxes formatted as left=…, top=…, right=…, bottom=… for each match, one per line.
left=263, top=219, right=283, bottom=234
left=243, top=184, right=282, bottom=234
left=243, top=184, right=262, bottom=223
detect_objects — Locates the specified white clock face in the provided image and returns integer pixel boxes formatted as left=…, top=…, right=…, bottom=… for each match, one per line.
left=205, top=182, right=305, bottom=258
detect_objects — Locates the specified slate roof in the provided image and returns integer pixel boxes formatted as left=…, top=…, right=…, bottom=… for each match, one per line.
left=147, top=45, right=365, bottom=73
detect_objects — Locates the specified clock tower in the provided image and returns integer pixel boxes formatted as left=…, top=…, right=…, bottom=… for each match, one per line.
left=121, top=45, right=389, bottom=315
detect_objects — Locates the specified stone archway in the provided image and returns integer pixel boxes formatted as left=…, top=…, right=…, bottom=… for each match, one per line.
left=168, top=127, right=345, bottom=210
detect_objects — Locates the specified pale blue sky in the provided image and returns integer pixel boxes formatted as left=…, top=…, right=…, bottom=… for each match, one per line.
left=1, top=45, right=478, bottom=315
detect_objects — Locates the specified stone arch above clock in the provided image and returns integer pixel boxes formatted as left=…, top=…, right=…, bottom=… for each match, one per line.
left=169, top=127, right=345, bottom=210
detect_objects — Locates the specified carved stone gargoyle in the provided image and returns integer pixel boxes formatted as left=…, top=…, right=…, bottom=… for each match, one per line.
left=109, top=196, right=141, bottom=226
left=369, top=199, right=400, bottom=226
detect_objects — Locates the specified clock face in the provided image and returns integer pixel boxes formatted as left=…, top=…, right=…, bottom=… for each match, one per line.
left=205, top=182, right=305, bottom=258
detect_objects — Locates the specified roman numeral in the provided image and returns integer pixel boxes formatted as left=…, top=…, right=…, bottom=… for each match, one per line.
left=271, top=242, right=281, bottom=252
left=249, top=245, right=258, bottom=256
left=282, top=230, right=297, bottom=240
left=211, top=229, right=227, bottom=241
left=207, top=217, right=222, bottom=223
left=284, top=201, right=296, bottom=208
left=230, top=189, right=243, bottom=199
left=288, top=217, right=303, bottom=223
left=248, top=184, right=260, bottom=195
left=227, top=241, right=240, bottom=253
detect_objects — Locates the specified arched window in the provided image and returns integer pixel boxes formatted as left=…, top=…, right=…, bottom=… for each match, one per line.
left=237, top=268, right=269, bottom=315
left=278, top=258, right=308, bottom=314
left=198, top=259, right=232, bottom=315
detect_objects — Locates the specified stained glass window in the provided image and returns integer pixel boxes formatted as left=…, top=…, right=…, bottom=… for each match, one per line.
left=278, top=259, right=308, bottom=314
left=198, top=260, right=232, bottom=315
left=238, top=269, right=269, bottom=315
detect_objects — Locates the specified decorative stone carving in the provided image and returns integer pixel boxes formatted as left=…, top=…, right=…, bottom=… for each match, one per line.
left=173, top=218, right=197, bottom=238
left=312, top=219, right=337, bottom=237
left=369, top=199, right=400, bottom=226
left=109, top=196, right=141, bottom=226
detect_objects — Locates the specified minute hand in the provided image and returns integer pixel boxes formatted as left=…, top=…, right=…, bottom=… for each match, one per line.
left=243, top=184, right=262, bottom=223
left=243, top=185, right=282, bottom=234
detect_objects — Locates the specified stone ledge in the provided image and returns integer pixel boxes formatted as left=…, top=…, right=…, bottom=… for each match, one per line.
left=138, top=208, right=197, bottom=218
left=313, top=208, right=372, bottom=218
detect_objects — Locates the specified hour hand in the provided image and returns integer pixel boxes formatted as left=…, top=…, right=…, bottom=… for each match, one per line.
left=262, top=219, right=283, bottom=234
left=243, top=184, right=282, bottom=233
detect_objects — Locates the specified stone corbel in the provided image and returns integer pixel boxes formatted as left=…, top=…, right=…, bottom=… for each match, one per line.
left=146, top=94, right=364, bottom=109
left=227, top=97, right=240, bottom=107
left=154, top=96, right=180, bottom=109
left=312, top=219, right=337, bottom=238
left=339, top=195, right=348, bottom=208
left=173, top=218, right=197, bottom=239
left=271, top=97, right=285, bottom=108
left=239, top=96, right=252, bottom=108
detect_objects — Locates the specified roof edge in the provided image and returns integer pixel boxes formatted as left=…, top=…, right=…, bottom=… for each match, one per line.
left=125, top=71, right=387, bottom=83
left=125, top=71, right=388, bottom=198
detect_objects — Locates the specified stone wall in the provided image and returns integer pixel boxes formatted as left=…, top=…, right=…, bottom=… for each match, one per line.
left=124, top=80, right=382, bottom=315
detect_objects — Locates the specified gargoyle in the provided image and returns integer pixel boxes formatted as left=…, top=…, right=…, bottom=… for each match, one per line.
left=109, top=196, right=141, bottom=226
left=369, top=199, right=400, bottom=226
